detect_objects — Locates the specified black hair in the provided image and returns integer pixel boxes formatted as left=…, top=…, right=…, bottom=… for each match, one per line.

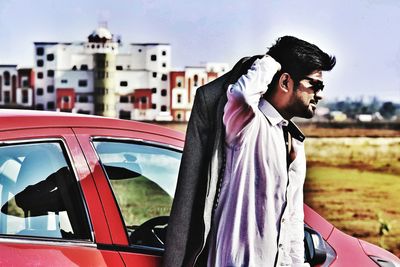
left=267, top=36, right=336, bottom=86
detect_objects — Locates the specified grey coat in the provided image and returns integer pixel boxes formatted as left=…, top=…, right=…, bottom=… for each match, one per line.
left=163, top=56, right=262, bottom=267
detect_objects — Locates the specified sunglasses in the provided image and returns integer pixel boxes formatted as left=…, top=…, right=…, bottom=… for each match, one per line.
left=302, top=77, right=324, bottom=92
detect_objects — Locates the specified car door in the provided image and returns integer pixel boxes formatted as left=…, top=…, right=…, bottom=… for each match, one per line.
left=0, top=127, right=124, bottom=266
left=73, top=127, right=183, bottom=267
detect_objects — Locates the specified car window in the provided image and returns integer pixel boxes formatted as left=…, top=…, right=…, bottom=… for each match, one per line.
left=93, top=140, right=181, bottom=248
left=0, top=142, right=91, bottom=241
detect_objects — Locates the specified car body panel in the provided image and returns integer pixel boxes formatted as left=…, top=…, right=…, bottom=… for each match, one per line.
left=0, top=110, right=399, bottom=266
left=359, top=239, right=400, bottom=265
left=304, top=204, right=334, bottom=240
left=326, top=228, right=377, bottom=266
left=0, top=240, right=124, bottom=266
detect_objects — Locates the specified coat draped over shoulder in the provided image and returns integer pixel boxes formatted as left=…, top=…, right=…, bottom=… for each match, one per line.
left=163, top=56, right=263, bottom=267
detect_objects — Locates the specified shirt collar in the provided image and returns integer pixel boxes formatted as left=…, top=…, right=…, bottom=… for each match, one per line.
left=258, top=98, right=288, bottom=126
left=258, top=98, right=306, bottom=142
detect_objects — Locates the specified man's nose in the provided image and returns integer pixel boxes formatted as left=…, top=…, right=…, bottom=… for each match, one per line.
left=315, top=90, right=324, bottom=101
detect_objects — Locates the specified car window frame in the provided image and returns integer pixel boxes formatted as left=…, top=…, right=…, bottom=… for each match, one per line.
left=0, top=137, right=95, bottom=247
left=91, top=136, right=182, bottom=255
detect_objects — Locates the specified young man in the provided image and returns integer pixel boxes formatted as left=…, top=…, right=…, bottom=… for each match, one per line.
left=164, top=36, right=336, bottom=267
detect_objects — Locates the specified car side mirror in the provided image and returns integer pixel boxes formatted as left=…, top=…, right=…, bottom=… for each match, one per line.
left=304, top=226, right=327, bottom=266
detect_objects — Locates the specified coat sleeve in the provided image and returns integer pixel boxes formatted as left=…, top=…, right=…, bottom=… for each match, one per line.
left=223, top=55, right=280, bottom=144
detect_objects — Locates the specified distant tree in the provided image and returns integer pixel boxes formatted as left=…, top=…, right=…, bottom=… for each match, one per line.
left=379, top=102, right=396, bottom=119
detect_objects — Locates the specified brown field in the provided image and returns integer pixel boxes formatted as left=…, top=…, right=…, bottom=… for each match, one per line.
left=155, top=122, right=400, bottom=137
left=157, top=122, right=400, bottom=257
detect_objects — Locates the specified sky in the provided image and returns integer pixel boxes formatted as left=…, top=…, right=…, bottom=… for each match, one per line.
left=0, top=0, right=399, bottom=102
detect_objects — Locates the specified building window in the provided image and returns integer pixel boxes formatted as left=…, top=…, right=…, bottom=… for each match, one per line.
left=120, top=96, right=129, bottom=103
left=80, top=65, right=88, bottom=70
left=152, top=103, right=157, bottom=109
left=77, top=109, right=90, bottom=115
left=151, top=55, right=157, bottom=61
left=37, top=60, right=44, bottom=67
left=47, top=85, right=54, bottom=93
left=37, top=72, right=43, bottom=79
left=96, top=59, right=105, bottom=68
left=162, top=50, right=167, bottom=56
left=152, top=72, right=157, bottom=78
left=120, top=81, right=128, bottom=87
left=79, top=95, right=88, bottom=103
left=177, top=94, right=182, bottom=103
left=47, top=101, right=55, bottom=110
left=22, top=90, right=29, bottom=103
left=4, top=91, right=10, bottom=103
left=119, top=110, right=131, bottom=120
left=36, top=103, right=44, bottom=110
left=161, top=105, right=167, bottom=112
left=62, top=96, right=70, bottom=103
left=116, top=65, right=123, bottom=71
left=97, top=71, right=105, bottom=79
left=177, top=113, right=182, bottom=120
left=3, top=71, right=10, bottom=86
left=72, top=66, right=77, bottom=71
left=161, top=74, right=168, bottom=81
left=78, top=80, right=88, bottom=87
left=141, top=97, right=147, bottom=104
left=161, top=89, right=167, bottom=97
left=96, top=87, right=105, bottom=95
left=22, top=80, right=29, bottom=87
left=96, top=103, right=105, bottom=112
left=162, top=62, right=167, bottom=68
left=61, top=79, right=68, bottom=84
left=138, top=49, right=142, bottom=52
left=36, top=47, right=44, bottom=56
left=36, top=88, right=43, bottom=96
left=151, top=88, right=157, bottom=94
left=46, top=54, right=54, bottom=61
left=47, top=70, right=54, bottom=77
left=194, top=75, right=199, bottom=86
left=177, top=81, right=182, bottom=87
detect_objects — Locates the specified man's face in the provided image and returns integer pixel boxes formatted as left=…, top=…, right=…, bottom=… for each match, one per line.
left=290, top=70, right=324, bottom=119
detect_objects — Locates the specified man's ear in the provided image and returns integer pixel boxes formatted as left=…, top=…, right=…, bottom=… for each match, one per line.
left=278, top=73, right=292, bottom=93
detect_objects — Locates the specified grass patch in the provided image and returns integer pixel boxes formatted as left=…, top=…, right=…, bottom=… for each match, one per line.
left=305, top=137, right=400, bottom=175
left=110, top=176, right=172, bottom=227
left=305, top=166, right=400, bottom=257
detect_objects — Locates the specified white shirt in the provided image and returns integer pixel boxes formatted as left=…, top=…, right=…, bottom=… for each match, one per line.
left=207, top=56, right=308, bottom=267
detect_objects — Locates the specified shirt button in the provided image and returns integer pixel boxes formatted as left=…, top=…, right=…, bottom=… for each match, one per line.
left=281, top=218, right=285, bottom=223
left=279, top=243, right=283, bottom=248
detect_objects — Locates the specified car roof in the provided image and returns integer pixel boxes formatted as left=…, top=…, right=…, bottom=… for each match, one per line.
left=0, top=109, right=185, bottom=142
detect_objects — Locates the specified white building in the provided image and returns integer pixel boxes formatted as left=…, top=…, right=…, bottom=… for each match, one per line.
left=0, top=65, right=34, bottom=108
left=2, top=25, right=228, bottom=122
left=33, top=26, right=173, bottom=121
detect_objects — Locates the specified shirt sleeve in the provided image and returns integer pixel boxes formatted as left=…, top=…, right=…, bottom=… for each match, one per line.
left=223, top=55, right=280, bottom=144
left=289, top=178, right=308, bottom=266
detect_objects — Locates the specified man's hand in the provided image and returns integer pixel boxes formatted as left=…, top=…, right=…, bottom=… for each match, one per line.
left=257, top=55, right=281, bottom=89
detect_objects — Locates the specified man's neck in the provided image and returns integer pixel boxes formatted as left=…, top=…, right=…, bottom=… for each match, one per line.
left=264, top=94, right=293, bottom=121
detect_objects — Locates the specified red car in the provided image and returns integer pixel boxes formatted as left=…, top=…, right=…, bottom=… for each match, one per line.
left=0, top=110, right=398, bottom=266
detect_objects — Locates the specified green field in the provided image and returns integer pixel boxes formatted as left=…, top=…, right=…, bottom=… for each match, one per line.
left=110, top=176, right=172, bottom=227
left=304, top=137, right=400, bottom=257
